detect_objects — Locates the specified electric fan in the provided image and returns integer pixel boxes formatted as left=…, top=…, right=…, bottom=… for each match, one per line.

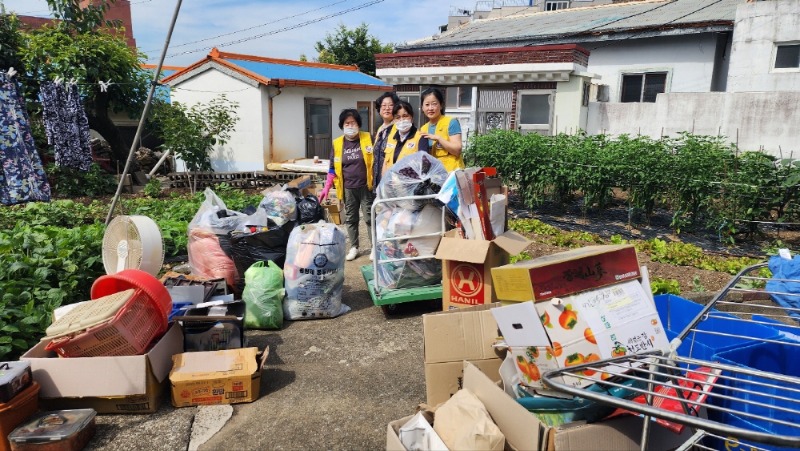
left=102, top=215, right=165, bottom=276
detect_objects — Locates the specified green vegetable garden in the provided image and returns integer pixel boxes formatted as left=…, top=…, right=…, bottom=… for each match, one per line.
left=466, top=131, right=800, bottom=239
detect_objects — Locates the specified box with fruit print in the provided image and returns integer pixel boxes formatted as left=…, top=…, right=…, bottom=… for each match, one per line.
left=494, top=280, right=669, bottom=391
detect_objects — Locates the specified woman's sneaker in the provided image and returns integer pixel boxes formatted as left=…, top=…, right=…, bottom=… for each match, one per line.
left=346, top=246, right=359, bottom=261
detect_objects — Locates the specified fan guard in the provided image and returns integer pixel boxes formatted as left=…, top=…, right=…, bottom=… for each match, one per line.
left=102, top=215, right=164, bottom=276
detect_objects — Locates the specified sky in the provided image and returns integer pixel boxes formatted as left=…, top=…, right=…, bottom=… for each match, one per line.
left=1, top=0, right=456, bottom=66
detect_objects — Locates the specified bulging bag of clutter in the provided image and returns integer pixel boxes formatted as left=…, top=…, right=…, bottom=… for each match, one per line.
left=242, top=261, right=285, bottom=330
left=228, top=219, right=296, bottom=291
left=259, top=189, right=297, bottom=226
left=375, top=203, right=442, bottom=289
left=376, top=152, right=448, bottom=210
left=187, top=188, right=247, bottom=289
left=283, top=222, right=349, bottom=320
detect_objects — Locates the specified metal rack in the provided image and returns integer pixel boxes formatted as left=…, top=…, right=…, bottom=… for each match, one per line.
left=542, top=262, right=800, bottom=451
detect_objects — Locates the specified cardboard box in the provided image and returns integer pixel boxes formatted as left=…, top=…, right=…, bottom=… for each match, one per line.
left=287, top=175, right=312, bottom=190
left=21, top=323, right=182, bottom=414
left=435, top=230, right=531, bottom=310
left=176, top=301, right=246, bottom=352
left=422, top=303, right=503, bottom=405
left=491, top=244, right=641, bottom=303
left=387, top=362, right=695, bottom=451
left=321, top=198, right=343, bottom=224
left=169, top=347, right=268, bottom=407
left=493, top=280, right=669, bottom=391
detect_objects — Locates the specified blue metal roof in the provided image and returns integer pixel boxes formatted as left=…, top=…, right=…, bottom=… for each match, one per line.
left=228, top=58, right=390, bottom=87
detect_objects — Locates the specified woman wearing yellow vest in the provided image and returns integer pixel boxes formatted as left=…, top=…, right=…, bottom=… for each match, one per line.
left=382, top=101, right=430, bottom=176
left=319, top=109, right=374, bottom=261
left=419, top=87, right=464, bottom=172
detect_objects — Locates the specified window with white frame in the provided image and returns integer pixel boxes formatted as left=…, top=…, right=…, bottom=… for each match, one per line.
left=446, top=86, right=474, bottom=109
left=545, top=1, right=569, bottom=11
left=775, top=44, right=800, bottom=69
left=517, top=90, right=554, bottom=135
left=620, top=72, right=667, bottom=103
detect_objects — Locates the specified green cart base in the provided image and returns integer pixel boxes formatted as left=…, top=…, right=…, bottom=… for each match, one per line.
left=360, top=265, right=442, bottom=311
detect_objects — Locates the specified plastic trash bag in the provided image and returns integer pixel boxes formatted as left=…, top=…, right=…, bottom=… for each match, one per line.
left=294, top=193, right=325, bottom=224
left=228, top=219, right=296, bottom=292
left=242, top=261, right=285, bottom=330
left=258, top=189, right=297, bottom=226
left=375, top=203, right=442, bottom=289
left=767, top=255, right=800, bottom=321
left=188, top=188, right=244, bottom=288
left=376, top=152, right=448, bottom=211
left=283, top=222, right=349, bottom=320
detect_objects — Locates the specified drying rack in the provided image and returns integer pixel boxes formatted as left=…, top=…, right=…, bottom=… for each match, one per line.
left=542, top=262, right=800, bottom=451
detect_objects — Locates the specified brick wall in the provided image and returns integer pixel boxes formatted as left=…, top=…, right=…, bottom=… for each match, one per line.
left=376, top=45, right=589, bottom=69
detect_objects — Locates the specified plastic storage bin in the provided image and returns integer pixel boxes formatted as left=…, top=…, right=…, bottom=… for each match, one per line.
left=655, top=294, right=781, bottom=353
left=0, top=362, right=31, bottom=403
left=8, top=409, right=96, bottom=451
left=45, top=286, right=167, bottom=358
left=91, top=269, right=172, bottom=317
left=0, top=382, right=40, bottom=451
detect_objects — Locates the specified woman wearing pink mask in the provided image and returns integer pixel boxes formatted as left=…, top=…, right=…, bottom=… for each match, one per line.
left=320, top=109, right=374, bottom=261
left=381, top=100, right=429, bottom=175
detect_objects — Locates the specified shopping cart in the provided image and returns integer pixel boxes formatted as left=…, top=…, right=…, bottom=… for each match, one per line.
left=360, top=193, right=447, bottom=312
left=541, top=262, right=800, bottom=451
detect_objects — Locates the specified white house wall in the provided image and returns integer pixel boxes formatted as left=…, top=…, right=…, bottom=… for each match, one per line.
left=170, top=69, right=268, bottom=172
left=727, top=0, right=800, bottom=92
left=271, top=88, right=386, bottom=162
left=588, top=34, right=720, bottom=102
left=586, top=91, right=800, bottom=157
left=554, top=76, right=590, bottom=134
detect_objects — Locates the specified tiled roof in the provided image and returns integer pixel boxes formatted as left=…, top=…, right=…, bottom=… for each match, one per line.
left=162, top=49, right=391, bottom=90
left=401, top=0, right=739, bottom=51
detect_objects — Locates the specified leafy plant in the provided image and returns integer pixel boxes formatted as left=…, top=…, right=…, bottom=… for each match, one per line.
left=44, top=163, right=117, bottom=198
left=143, top=177, right=162, bottom=198
left=650, top=277, right=681, bottom=295
left=691, top=276, right=706, bottom=293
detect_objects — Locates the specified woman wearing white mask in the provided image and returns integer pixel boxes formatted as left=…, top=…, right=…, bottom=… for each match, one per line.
left=320, top=109, right=374, bottom=261
left=381, top=101, right=430, bottom=176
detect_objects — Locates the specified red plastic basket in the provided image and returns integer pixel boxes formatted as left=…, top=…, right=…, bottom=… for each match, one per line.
left=45, top=288, right=167, bottom=358
left=91, top=269, right=172, bottom=317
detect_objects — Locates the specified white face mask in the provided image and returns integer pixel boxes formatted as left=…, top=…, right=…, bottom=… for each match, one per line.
left=343, top=127, right=359, bottom=138
left=396, top=120, right=412, bottom=133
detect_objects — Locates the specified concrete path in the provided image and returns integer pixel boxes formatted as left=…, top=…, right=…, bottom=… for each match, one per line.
left=88, top=248, right=436, bottom=450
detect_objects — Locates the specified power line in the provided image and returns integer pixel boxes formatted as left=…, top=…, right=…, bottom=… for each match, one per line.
left=164, top=0, right=386, bottom=59
left=146, top=0, right=348, bottom=53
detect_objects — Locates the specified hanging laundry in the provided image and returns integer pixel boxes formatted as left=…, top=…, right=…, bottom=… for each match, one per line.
left=39, top=81, right=93, bottom=171
left=0, top=71, right=51, bottom=206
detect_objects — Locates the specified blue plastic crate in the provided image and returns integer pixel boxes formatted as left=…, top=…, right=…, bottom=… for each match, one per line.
left=655, top=294, right=782, bottom=354
left=710, top=341, right=800, bottom=440
left=702, top=411, right=797, bottom=451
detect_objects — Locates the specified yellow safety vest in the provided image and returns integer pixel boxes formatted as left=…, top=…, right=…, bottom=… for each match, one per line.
left=421, top=115, right=465, bottom=172
left=383, top=127, right=425, bottom=173
left=332, top=131, right=374, bottom=196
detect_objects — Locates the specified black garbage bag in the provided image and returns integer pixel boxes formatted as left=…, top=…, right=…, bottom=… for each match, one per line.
left=228, top=219, right=296, bottom=291
left=288, top=189, right=324, bottom=224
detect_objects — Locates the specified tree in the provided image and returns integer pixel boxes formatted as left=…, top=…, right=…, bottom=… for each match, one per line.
left=0, top=7, right=24, bottom=71
left=149, top=96, right=239, bottom=193
left=313, top=23, right=393, bottom=76
left=19, top=0, right=150, bottom=165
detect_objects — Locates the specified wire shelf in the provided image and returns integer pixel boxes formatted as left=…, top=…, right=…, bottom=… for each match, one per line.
left=541, top=262, right=800, bottom=450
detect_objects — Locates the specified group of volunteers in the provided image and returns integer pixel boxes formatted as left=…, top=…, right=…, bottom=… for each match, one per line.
left=319, top=88, right=464, bottom=262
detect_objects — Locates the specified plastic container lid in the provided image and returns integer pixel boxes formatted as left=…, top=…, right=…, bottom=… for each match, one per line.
left=9, top=409, right=96, bottom=443
left=45, top=289, right=134, bottom=339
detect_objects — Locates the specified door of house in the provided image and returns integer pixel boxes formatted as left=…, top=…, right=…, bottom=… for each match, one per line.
left=305, top=98, right=332, bottom=159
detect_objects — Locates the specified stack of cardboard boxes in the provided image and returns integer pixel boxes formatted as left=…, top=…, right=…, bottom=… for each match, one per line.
left=394, top=243, right=682, bottom=450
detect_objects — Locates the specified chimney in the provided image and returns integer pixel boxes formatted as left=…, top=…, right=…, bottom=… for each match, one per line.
left=79, top=0, right=136, bottom=48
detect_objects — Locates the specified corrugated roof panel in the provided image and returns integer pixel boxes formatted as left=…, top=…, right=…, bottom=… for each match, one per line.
left=405, top=0, right=738, bottom=49
left=229, top=59, right=390, bottom=87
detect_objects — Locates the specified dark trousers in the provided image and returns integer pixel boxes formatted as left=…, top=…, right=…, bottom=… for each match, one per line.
left=343, top=186, right=374, bottom=249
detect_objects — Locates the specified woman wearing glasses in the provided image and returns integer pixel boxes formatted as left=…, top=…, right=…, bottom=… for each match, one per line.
left=371, top=92, right=400, bottom=187
left=419, top=87, right=464, bottom=172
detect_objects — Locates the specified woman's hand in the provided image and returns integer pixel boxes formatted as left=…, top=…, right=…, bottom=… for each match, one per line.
left=421, top=132, right=462, bottom=157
